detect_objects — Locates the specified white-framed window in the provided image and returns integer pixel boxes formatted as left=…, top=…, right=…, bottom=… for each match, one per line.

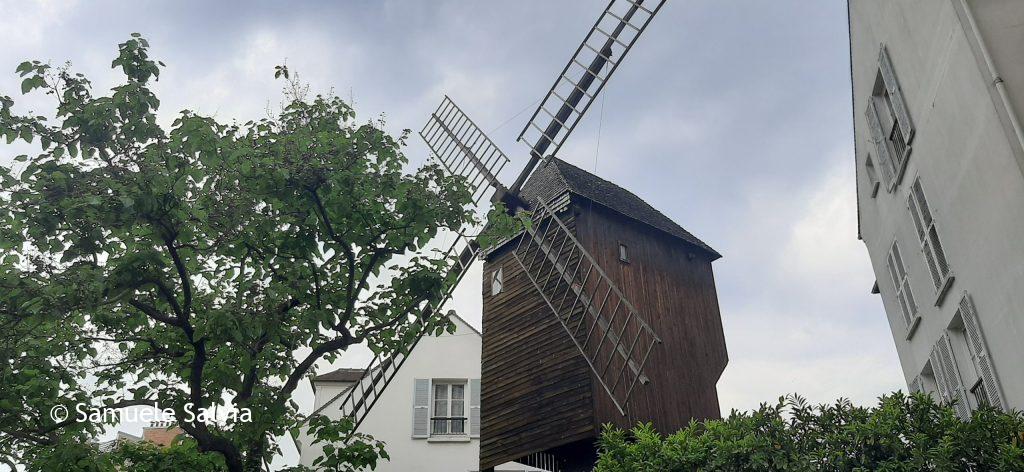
left=412, top=378, right=479, bottom=439
left=490, top=267, right=503, bottom=296
left=618, top=243, right=629, bottom=263
left=885, top=240, right=919, bottom=337
left=431, top=381, right=467, bottom=436
left=865, top=44, right=913, bottom=192
left=907, top=178, right=953, bottom=303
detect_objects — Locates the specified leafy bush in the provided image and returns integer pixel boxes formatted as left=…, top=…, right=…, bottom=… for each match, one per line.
left=596, top=393, right=1024, bottom=471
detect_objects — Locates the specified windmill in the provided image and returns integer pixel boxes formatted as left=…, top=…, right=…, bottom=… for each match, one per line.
left=313, top=0, right=727, bottom=470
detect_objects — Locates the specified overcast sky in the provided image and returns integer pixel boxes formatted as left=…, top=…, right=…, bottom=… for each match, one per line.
left=0, top=0, right=905, bottom=467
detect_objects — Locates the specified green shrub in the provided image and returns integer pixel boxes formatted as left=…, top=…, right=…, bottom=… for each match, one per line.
left=596, top=392, right=1024, bottom=471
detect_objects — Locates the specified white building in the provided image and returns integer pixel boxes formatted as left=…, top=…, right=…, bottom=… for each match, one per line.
left=295, top=315, right=544, bottom=471
left=850, top=0, right=1024, bottom=417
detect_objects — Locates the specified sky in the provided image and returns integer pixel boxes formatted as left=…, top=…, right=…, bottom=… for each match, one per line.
left=0, top=0, right=906, bottom=467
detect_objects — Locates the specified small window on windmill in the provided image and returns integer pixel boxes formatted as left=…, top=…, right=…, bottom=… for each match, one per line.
left=618, top=243, right=629, bottom=263
left=490, top=267, right=503, bottom=296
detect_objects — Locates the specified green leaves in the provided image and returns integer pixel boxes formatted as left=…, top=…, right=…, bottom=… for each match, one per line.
left=596, top=393, right=1024, bottom=472
left=1, top=34, right=477, bottom=472
left=274, top=64, right=289, bottom=80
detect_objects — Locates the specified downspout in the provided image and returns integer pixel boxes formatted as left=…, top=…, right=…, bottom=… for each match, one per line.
left=952, top=0, right=1024, bottom=177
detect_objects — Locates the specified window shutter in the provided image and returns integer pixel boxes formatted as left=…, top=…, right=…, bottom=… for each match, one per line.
left=929, top=350, right=949, bottom=402
left=412, top=378, right=430, bottom=438
left=878, top=44, right=914, bottom=143
left=932, top=335, right=970, bottom=419
left=909, top=375, right=924, bottom=394
left=959, top=294, right=1005, bottom=410
left=865, top=100, right=896, bottom=186
left=469, top=378, right=481, bottom=438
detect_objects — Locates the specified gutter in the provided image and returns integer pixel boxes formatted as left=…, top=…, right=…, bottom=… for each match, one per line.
left=951, top=0, right=1024, bottom=178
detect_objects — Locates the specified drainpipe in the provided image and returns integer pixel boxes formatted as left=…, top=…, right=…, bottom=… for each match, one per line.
left=952, top=0, right=1024, bottom=177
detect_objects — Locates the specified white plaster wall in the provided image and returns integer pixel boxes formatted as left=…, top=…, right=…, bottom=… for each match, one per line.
left=851, top=0, right=1024, bottom=409
left=297, top=317, right=483, bottom=471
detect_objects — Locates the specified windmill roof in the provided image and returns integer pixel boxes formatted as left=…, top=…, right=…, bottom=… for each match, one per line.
left=518, top=158, right=721, bottom=259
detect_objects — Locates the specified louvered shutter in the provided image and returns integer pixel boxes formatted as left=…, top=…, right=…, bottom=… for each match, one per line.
left=908, top=375, right=924, bottom=394
left=469, top=378, right=481, bottom=438
left=932, top=335, right=970, bottom=419
left=886, top=252, right=912, bottom=327
left=908, top=197, right=942, bottom=288
left=412, top=378, right=430, bottom=438
left=878, top=44, right=914, bottom=144
left=929, top=349, right=949, bottom=401
left=959, top=294, right=1005, bottom=410
left=866, top=99, right=896, bottom=186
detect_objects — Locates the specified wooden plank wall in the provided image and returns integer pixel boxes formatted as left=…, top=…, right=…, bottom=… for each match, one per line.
left=573, top=198, right=728, bottom=432
left=479, top=213, right=597, bottom=470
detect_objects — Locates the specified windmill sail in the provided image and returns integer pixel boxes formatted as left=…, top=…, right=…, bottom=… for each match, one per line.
left=306, top=232, right=481, bottom=431
left=301, top=95, right=512, bottom=430
left=511, top=197, right=661, bottom=414
left=421, top=96, right=512, bottom=203
left=308, top=97, right=514, bottom=431
left=510, top=0, right=667, bottom=194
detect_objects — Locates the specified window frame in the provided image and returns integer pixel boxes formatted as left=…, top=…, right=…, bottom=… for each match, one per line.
left=617, top=243, right=629, bottom=263
left=490, top=267, right=504, bottom=296
left=430, top=380, right=468, bottom=437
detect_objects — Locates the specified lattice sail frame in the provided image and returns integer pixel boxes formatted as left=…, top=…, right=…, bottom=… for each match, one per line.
left=305, top=96, right=516, bottom=431
left=309, top=0, right=673, bottom=426
left=420, top=96, right=511, bottom=204
left=512, top=197, right=661, bottom=414
left=517, top=0, right=667, bottom=160
left=303, top=231, right=481, bottom=431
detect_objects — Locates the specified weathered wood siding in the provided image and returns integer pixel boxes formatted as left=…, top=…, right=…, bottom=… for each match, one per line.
left=573, top=198, right=728, bottom=431
left=479, top=197, right=728, bottom=469
left=479, top=213, right=596, bottom=470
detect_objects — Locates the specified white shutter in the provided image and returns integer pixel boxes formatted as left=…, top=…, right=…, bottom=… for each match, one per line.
left=908, top=375, right=924, bottom=394
left=959, top=294, right=1005, bottom=410
left=866, top=99, right=896, bottom=187
left=412, top=378, right=430, bottom=438
left=908, top=195, right=942, bottom=288
left=878, top=44, right=914, bottom=144
left=469, top=378, right=481, bottom=438
left=932, top=335, right=970, bottom=420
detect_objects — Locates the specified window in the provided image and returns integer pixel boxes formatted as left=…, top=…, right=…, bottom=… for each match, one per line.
left=864, top=44, right=914, bottom=191
left=970, top=379, right=989, bottom=408
left=618, top=243, right=629, bottom=263
left=431, top=381, right=466, bottom=436
left=885, top=241, right=919, bottom=337
left=865, top=154, right=881, bottom=197
left=490, top=267, right=503, bottom=296
left=413, top=378, right=479, bottom=439
left=907, top=178, right=953, bottom=302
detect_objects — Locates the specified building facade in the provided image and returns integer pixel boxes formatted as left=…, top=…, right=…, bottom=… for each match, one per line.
left=850, top=0, right=1024, bottom=417
left=295, top=315, right=544, bottom=472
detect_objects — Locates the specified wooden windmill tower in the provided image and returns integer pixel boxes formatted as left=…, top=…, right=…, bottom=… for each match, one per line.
left=313, top=1, right=728, bottom=470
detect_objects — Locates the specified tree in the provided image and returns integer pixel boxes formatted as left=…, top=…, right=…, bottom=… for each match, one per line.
left=595, top=392, right=1024, bottom=471
left=0, top=34, right=502, bottom=471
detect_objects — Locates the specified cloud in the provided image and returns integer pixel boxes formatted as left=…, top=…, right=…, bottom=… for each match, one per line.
left=0, top=0, right=908, bottom=467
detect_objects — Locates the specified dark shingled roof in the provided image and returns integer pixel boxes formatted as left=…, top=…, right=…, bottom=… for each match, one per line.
left=519, top=158, right=721, bottom=259
left=313, top=368, right=367, bottom=383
